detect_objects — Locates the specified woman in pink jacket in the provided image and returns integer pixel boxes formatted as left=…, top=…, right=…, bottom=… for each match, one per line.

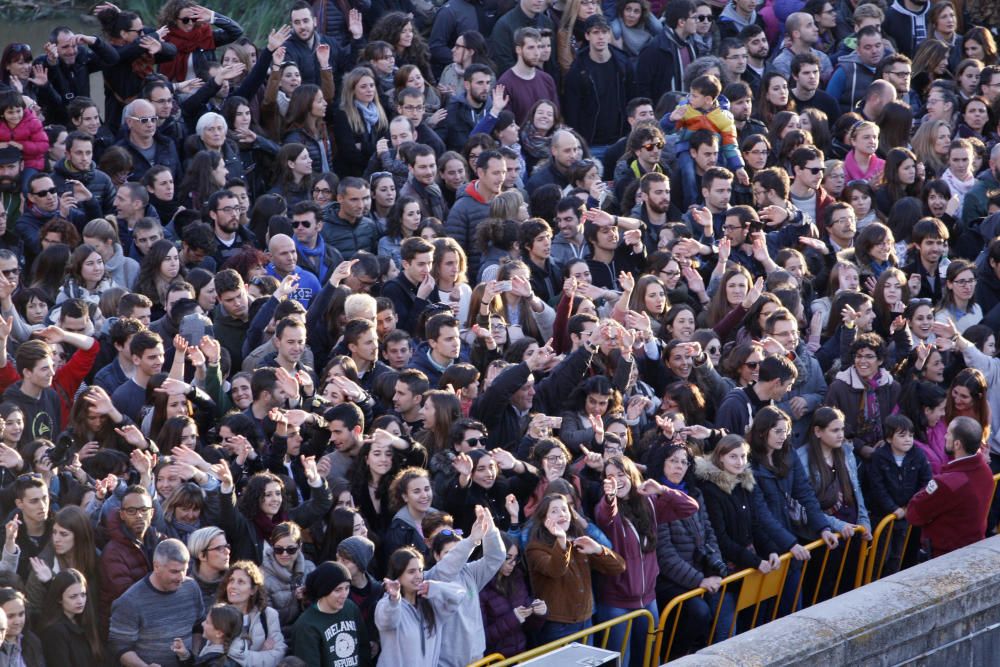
left=0, top=90, right=49, bottom=171
left=595, top=455, right=700, bottom=667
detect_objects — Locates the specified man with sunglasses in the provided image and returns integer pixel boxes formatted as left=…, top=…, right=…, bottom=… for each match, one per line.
left=114, top=98, right=181, bottom=182
left=291, top=201, right=343, bottom=284
left=15, top=172, right=94, bottom=263
left=789, top=145, right=835, bottom=228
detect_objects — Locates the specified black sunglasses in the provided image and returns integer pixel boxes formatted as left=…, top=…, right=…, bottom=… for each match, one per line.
left=178, top=16, right=197, bottom=24
left=273, top=544, right=300, bottom=555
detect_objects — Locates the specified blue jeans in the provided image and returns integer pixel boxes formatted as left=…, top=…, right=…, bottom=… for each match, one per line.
left=594, top=600, right=658, bottom=667
left=537, top=618, right=592, bottom=647
left=675, top=148, right=700, bottom=209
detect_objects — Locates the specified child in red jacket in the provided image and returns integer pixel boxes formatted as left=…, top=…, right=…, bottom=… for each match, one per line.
left=0, top=91, right=48, bottom=171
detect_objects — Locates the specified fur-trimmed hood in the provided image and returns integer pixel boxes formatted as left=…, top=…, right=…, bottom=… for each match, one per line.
left=695, top=457, right=755, bottom=494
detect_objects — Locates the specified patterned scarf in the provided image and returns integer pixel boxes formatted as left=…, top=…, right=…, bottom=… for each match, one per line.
left=860, top=374, right=883, bottom=444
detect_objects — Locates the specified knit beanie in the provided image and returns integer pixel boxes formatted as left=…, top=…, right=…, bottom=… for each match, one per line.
left=337, top=535, right=376, bottom=571
left=305, top=561, right=351, bottom=600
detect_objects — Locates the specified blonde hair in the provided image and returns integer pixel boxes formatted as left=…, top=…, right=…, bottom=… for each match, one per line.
left=340, top=67, right=388, bottom=135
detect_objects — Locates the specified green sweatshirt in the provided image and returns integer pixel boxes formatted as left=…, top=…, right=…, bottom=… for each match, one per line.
left=292, top=599, right=370, bottom=667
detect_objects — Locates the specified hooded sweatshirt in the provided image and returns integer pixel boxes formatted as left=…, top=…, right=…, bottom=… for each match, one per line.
left=374, top=580, right=466, bottom=667
left=425, top=528, right=507, bottom=667
left=104, top=243, right=140, bottom=289
left=444, top=181, right=492, bottom=280
left=1, top=381, right=61, bottom=445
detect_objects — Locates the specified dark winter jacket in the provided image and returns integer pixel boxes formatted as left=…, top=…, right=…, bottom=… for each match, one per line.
left=695, top=458, right=796, bottom=571
left=634, top=28, right=696, bottom=105
left=479, top=570, right=542, bottom=657
left=330, top=107, right=386, bottom=177
left=562, top=47, right=630, bottom=146
left=429, top=0, right=500, bottom=69
left=445, top=181, right=493, bottom=281
left=655, top=484, right=725, bottom=589
left=103, top=30, right=178, bottom=127
left=99, top=519, right=162, bottom=623
left=866, top=443, right=932, bottom=519
left=52, top=157, right=117, bottom=215
left=39, top=614, right=96, bottom=667
left=282, top=31, right=362, bottom=86
left=751, top=451, right=834, bottom=541
left=824, top=366, right=902, bottom=453
left=45, top=38, right=120, bottom=124
left=320, top=208, right=379, bottom=259
left=441, top=91, right=489, bottom=152
left=114, top=134, right=182, bottom=182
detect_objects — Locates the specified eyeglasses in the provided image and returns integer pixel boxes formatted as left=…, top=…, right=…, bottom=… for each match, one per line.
left=401, top=104, right=425, bottom=112
left=771, top=428, right=789, bottom=436
left=205, top=543, right=232, bottom=553
left=641, top=142, right=664, bottom=151
left=272, top=544, right=299, bottom=555
left=464, top=436, right=485, bottom=446
left=291, top=219, right=313, bottom=228
left=543, top=455, right=566, bottom=464
left=722, top=224, right=747, bottom=232
left=695, top=14, right=713, bottom=21
left=216, top=205, right=241, bottom=214
left=660, top=269, right=681, bottom=278
left=178, top=16, right=197, bottom=24
left=312, top=186, right=332, bottom=195
left=31, top=187, right=58, bottom=197
left=744, top=360, right=760, bottom=369
left=803, top=166, right=826, bottom=175
left=121, top=506, right=154, bottom=516
left=129, top=116, right=157, bottom=124
left=952, top=278, right=977, bottom=287
left=886, top=70, right=912, bottom=77
left=438, top=528, right=464, bottom=537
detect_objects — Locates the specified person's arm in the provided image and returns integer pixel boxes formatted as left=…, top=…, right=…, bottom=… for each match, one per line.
left=210, top=11, right=243, bottom=46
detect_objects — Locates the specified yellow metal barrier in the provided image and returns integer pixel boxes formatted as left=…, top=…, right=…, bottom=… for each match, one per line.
left=466, top=608, right=656, bottom=667
left=863, top=513, right=918, bottom=585
left=654, top=526, right=868, bottom=663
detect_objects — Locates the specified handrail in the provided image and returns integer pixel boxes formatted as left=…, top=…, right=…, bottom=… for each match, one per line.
left=653, top=526, right=867, bottom=663
left=466, top=608, right=656, bottom=667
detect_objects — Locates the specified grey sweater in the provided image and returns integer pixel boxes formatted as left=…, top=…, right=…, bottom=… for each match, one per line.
left=109, top=575, right=205, bottom=667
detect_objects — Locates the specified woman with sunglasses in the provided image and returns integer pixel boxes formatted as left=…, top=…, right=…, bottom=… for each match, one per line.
left=262, top=521, right=315, bottom=630
left=157, top=0, right=243, bottom=83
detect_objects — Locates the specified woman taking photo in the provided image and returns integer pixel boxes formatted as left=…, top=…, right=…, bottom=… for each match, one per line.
left=331, top=67, right=389, bottom=177
left=526, top=492, right=626, bottom=643
left=262, top=521, right=315, bottom=630
left=215, top=561, right=286, bottom=665
left=39, top=569, right=102, bottom=667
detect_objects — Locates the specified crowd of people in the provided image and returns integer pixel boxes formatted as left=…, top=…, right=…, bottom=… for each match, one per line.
left=0, top=0, right=996, bottom=664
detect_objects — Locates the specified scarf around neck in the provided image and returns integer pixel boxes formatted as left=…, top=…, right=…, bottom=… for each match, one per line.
left=355, top=100, right=380, bottom=130
left=111, top=34, right=156, bottom=80
left=162, top=23, right=216, bottom=80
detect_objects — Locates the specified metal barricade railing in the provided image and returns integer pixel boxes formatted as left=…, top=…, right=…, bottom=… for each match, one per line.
left=466, top=608, right=656, bottom=667
left=863, top=513, right=916, bottom=585
left=653, top=526, right=868, bottom=663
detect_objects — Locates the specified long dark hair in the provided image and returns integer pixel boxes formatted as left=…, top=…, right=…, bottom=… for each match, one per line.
left=41, top=569, right=103, bottom=662
left=238, top=472, right=286, bottom=521
left=805, top=406, right=855, bottom=508
left=529, top=493, right=586, bottom=544
left=386, top=546, right=437, bottom=633
left=747, top=405, right=793, bottom=478
left=134, top=239, right=181, bottom=306
left=602, top=456, right=656, bottom=553
left=896, top=380, right=947, bottom=443
left=178, top=149, right=224, bottom=210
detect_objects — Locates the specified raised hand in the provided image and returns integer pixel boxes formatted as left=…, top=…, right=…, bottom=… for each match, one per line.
left=29, top=555, right=52, bottom=583
left=572, top=536, right=602, bottom=554
left=348, top=8, right=364, bottom=39
left=316, top=43, right=331, bottom=69
left=618, top=270, right=635, bottom=293
left=637, top=479, right=665, bottom=496
left=139, top=35, right=162, bottom=55
left=490, top=83, right=508, bottom=115
left=452, top=452, right=473, bottom=478
left=301, top=455, right=320, bottom=485
left=115, top=424, right=147, bottom=449
left=603, top=475, right=618, bottom=499
left=383, top=578, right=401, bottom=601
left=211, top=462, right=233, bottom=489
left=198, top=336, right=221, bottom=364
left=741, top=276, right=764, bottom=309
left=156, top=378, right=191, bottom=396
left=28, top=63, right=48, bottom=87
left=268, top=25, right=292, bottom=52
left=505, top=493, right=520, bottom=521
left=4, top=516, right=18, bottom=550
left=511, top=274, right=533, bottom=298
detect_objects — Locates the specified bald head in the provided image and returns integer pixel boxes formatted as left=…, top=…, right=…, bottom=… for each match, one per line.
left=864, top=80, right=896, bottom=118
left=787, top=13, right=817, bottom=45
left=551, top=129, right=582, bottom=170
left=269, top=234, right=298, bottom=275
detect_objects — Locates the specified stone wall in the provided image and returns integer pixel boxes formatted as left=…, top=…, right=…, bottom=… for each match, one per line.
left=666, top=535, right=1000, bottom=666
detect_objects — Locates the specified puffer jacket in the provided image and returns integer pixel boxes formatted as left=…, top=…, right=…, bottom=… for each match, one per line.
left=99, top=519, right=163, bottom=623
left=655, top=484, right=724, bottom=590
left=52, top=157, right=117, bottom=215
left=594, top=484, right=699, bottom=609
left=320, top=207, right=379, bottom=260
left=0, top=106, right=47, bottom=169
left=751, top=450, right=835, bottom=542
left=261, top=541, right=316, bottom=628
left=695, top=457, right=795, bottom=571
left=444, top=181, right=492, bottom=281
left=479, top=568, right=543, bottom=658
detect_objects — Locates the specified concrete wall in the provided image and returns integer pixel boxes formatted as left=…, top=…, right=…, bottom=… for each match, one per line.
left=666, top=535, right=1000, bottom=666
